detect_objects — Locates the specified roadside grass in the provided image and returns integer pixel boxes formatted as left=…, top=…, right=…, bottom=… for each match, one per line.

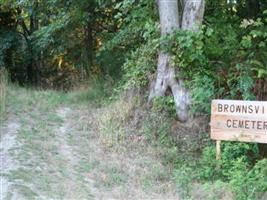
left=87, top=95, right=181, bottom=198
left=5, top=76, right=113, bottom=115
left=0, top=69, right=8, bottom=121
left=6, top=85, right=70, bottom=113
left=3, top=82, right=190, bottom=199
left=76, top=160, right=96, bottom=173
left=96, top=163, right=128, bottom=188
left=58, top=96, right=180, bottom=198
left=11, top=184, right=38, bottom=199
left=2, top=81, right=197, bottom=199
left=3, top=85, right=96, bottom=199
left=67, top=77, right=113, bottom=107
left=79, top=81, right=267, bottom=200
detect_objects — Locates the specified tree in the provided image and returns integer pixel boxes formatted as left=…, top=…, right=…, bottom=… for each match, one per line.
left=149, top=0, right=205, bottom=122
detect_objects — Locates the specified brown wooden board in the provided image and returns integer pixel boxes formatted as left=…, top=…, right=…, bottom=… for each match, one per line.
left=210, top=100, right=267, bottom=143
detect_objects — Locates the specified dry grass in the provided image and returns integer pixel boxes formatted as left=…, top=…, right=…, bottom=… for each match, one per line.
left=97, top=97, right=134, bottom=147
left=82, top=96, right=181, bottom=199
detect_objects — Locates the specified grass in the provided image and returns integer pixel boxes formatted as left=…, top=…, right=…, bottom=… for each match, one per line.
left=6, top=85, right=70, bottom=113
left=3, top=81, right=181, bottom=199
left=67, top=77, right=113, bottom=107
left=13, top=184, right=38, bottom=199
left=0, top=69, right=8, bottom=121
left=2, top=76, right=267, bottom=199
left=3, top=85, right=94, bottom=199
left=96, top=163, right=128, bottom=188
left=98, top=98, right=133, bottom=147
left=77, top=160, right=95, bottom=173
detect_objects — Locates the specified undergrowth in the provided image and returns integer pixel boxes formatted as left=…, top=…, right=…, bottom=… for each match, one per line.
left=113, top=9, right=267, bottom=200
left=96, top=87, right=267, bottom=199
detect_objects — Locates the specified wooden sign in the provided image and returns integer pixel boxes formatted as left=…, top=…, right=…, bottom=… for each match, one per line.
left=210, top=100, right=267, bottom=144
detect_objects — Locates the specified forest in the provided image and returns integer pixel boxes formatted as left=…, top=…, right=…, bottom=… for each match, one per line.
left=1, top=0, right=267, bottom=199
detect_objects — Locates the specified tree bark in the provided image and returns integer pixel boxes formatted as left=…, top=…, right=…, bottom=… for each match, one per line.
left=182, top=0, right=205, bottom=31
left=149, top=0, right=205, bottom=122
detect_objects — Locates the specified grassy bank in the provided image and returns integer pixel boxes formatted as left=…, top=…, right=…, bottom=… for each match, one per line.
left=96, top=87, right=267, bottom=200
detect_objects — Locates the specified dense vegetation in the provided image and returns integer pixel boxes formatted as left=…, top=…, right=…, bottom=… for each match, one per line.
left=1, top=0, right=267, bottom=199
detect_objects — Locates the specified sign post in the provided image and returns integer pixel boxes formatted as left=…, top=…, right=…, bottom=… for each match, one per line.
left=216, top=140, right=221, bottom=160
left=210, top=100, right=267, bottom=159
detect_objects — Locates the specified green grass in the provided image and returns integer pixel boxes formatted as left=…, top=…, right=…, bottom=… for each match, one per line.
left=67, top=77, right=113, bottom=107
left=13, top=185, right=38, bottom=200
left=7, top=85, right=70, bottom=113
left=76, top=160, right=99, bottom=173
left=0, top=69, right=8, bottom=121
left=3, top=84, right=103, bottom=199
left=96, top=164, right=128, bottom=188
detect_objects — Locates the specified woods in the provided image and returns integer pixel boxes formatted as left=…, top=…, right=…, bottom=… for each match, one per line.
left=1, top=0, right=267, bottom=199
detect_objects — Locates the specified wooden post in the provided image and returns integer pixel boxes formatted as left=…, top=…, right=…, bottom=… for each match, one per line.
left=216, top=140, right=221, bottom=160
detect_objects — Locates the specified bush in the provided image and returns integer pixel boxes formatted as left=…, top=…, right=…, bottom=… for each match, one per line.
left=227, top=158, right=267, bottom=200
left=194, top=142, right=266, bottom=199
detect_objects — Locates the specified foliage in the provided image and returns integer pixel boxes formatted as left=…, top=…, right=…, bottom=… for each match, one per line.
left=104, top=3, right=267, bottom=198
left=122, top=38, right=158, bottom=89
left=192, top=142, right=267, bottom=199
left=0, top=0, right=124, bottom=85
left=103, top=0, right=159, bottom=89
left=120, top=10, right=267, bottom=115
left=173, top=164, right=194, bottom=198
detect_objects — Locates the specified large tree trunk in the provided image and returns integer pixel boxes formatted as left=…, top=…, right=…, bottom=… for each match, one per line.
left=149, top=0, right=205, bottom=122
left=182, top=0, right=205, bottom=31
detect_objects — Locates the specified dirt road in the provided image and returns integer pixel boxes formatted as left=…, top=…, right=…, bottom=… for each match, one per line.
left=0, top=87, right=180, bottom=199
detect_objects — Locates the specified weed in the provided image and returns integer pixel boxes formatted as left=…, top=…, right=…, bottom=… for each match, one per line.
left=173, top=164, right=194, bottom=198
left=141, top=107, right=172, bottom=146
left=98, top=98, right=132, bottom=147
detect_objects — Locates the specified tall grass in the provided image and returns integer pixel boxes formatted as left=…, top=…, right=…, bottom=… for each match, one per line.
left=0, top=68, right=8, bottom=120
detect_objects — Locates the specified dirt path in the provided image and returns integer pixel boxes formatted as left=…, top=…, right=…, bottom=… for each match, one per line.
left=0, top=88, right=180, bottom=200
left=0, top=117, right=21, bottom=200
